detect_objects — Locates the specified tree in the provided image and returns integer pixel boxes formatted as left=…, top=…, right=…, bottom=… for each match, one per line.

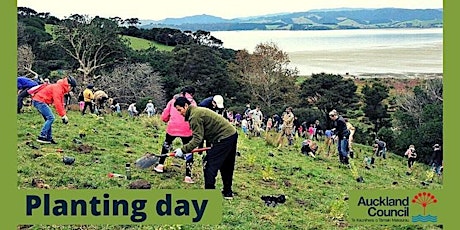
left=191, top=30, right=223, bottom=48
left=129, top=47, right=178, bottom=100
left=154, top=28, right=187, bottom=46
left=299, top=73, right=359, bottom=121
left=395, top=78, right=443, bottom=128
left=393, top=78, right=443, bottom=164
left=34, top=40, right=72, bottom=77
left=17, top=7, right=37, bottom=18
left=230, top=42, right=299, bottom=114
left=96, top=63, right=166, bottom=107
left=123, top=18, right=140, bottom=27
left=362, top=81, right=391, bottom=132
left=17, top=11, right=66, bottom=77
left=171, top=44, right=239, bottom=103
left=18, top=16, right=53, bottom=51
left=17, top=44, right=35, bottom=76
left=53, top=15, right=129, bottom=83
left=17, top=22, right=28, bottom=47
left=110, top=17, right=124, bottom=26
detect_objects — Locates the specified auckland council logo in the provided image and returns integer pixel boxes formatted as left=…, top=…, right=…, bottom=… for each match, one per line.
left=411, top=192, right=437, bottom=223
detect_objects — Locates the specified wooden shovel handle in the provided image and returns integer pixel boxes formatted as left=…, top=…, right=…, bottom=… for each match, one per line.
left=191, top=147, right=211, bottom=153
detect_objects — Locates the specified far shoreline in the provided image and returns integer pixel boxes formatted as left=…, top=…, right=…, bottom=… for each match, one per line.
left=288, top=43, right=443, bottom=77
left=345, top=72, right=442, bottom=79
left=297, top=73, right=444, bottom=81
left=298, top=72, right=443, bottom=79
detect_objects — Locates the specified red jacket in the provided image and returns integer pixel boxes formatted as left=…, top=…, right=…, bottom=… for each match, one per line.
left=32, top=78, right=71, bottom=117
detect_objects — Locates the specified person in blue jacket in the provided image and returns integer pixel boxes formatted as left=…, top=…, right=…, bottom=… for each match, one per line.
left=17, top=76, right=39, bottom=114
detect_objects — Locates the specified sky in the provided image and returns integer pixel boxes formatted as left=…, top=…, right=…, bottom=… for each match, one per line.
left=17, top=0, right=443, bottom=21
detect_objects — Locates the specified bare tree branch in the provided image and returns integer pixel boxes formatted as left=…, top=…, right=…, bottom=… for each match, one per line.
left=96, top=63, right=166, bottom=108
left=23, top=65, right=39, bottom=79
left=17, top=44, right=35, bottom=76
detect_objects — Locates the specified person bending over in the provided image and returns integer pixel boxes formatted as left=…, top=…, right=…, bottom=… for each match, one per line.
left=173, top=96, right=238, bottom=199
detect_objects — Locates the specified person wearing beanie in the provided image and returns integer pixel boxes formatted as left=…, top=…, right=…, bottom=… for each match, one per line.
left=32, top=76, right=76, bottom=144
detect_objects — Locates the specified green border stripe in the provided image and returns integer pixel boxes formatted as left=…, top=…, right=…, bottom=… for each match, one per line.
left=443, top=0, right=455, bottom=228
left=2, top=0, right=19, bottom=229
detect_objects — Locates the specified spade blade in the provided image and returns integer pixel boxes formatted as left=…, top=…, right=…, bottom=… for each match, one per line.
left=135, top=154, right=160, bottom=169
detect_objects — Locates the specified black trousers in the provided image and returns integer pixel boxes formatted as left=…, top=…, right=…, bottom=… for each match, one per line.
left=203, top=132, right=238, bottom=193
left=17, top=89, right=31, bottom=113
left=158, top=133, right=193, bottom=177
left=408, top=157, right=416, bottom=168
left=82, top=101, right=94, bottom=114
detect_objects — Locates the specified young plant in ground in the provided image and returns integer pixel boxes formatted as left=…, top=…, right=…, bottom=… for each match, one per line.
left=261, top=166, right=275, bottom=181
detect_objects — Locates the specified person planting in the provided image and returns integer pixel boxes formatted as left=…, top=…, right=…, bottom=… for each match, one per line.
left=173, top=96, right=238, bottom=200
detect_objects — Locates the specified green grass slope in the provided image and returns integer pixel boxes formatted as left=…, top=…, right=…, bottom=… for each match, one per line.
left=44, top=24, right=174, bottom=51
left=17, top=108, right=442, bottom=229
left=123, top=35, right=175, bottom=51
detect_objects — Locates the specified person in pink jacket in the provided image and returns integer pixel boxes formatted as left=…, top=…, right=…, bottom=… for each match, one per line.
left=154, top=86, right=197, bottom=183
left=31, top=76, right=77, bottom=144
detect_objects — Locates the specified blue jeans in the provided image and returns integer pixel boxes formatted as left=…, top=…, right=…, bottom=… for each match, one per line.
left=432, top=162, right=443, bottom=175
left=147, top=110, right=154, bottom=117
left=338, top=138, right=349, bottom=164
left=377, top=147, right=387, bottom=159
left=129, top=110, right=137, bottom=117
left=32, top=100, right=55, bottom=140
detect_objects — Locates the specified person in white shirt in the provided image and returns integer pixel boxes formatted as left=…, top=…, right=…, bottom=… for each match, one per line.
left=249, top=106, right=263, bottom=136
left=241, top=118, right=249, bottom=136
left=128, top=102, right=138, bottom=117
left=144, top=100, right=156, bottom=117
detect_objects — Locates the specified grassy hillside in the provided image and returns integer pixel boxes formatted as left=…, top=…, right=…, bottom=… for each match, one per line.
left=123, top=35, right=174, bottom=51
left=44, top=24, right=174, bottom=51
left=17, top=108, right=442, bottom=229
left=44, top=24, right=56, bottom=39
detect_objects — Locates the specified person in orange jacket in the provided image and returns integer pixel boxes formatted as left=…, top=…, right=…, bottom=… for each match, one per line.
left=31, top=76, right=77, bottom=144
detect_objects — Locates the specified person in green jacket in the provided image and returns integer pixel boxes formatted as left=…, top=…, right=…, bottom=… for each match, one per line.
left=173, top=96, right=238, bottom=199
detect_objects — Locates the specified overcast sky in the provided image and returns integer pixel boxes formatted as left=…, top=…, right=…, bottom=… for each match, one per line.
left=17, top=0, right=443, bottom=20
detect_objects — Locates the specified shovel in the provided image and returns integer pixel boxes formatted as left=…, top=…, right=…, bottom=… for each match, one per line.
left=135, top=147, right=210, bottom=169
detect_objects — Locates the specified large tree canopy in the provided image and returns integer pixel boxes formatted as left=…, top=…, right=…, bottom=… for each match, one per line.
left=299, top=73, right=359, bottom=120
left=53, top=14, right=129, bottom=83
left=170, top=44, right=239, bottom=102
left=362, top=81, right=391, bottom=132
left=231, top=42, right=299, bottom=115
left=18, top=17, right=53, bottom=52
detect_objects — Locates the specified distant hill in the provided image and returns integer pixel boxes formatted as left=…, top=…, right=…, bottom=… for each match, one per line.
left=139, top=8, right=442, bottom=31
left=138, top=14, right=227, bottom=28
left=161, top=14, right=228, bottom=25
